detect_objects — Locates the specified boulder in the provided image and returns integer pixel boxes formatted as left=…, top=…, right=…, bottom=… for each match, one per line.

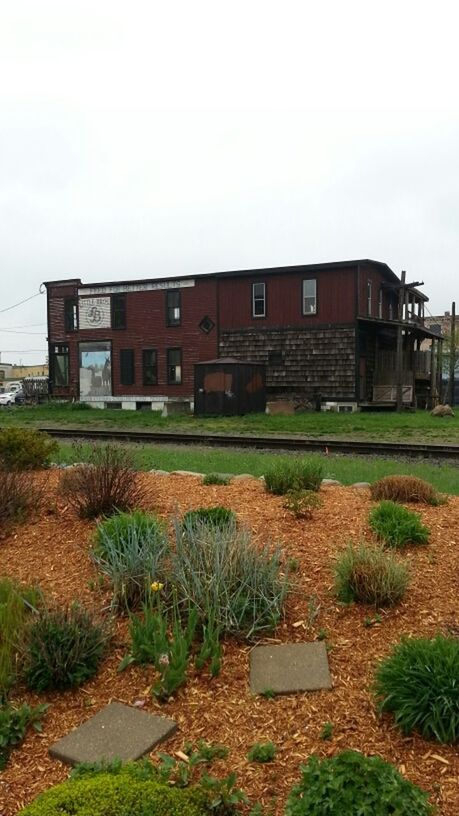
left=431, top=404, right=455, bottom=417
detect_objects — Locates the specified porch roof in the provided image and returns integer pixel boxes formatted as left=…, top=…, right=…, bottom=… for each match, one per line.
left=357, top=316, right=443, bottom=340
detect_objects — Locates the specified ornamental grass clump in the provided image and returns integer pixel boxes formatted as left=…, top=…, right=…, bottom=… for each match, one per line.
left=334, top=542, right=409, bottom=606
left=285, top=750, right=434, bottom=816
left=59, top=443, right=141, bottom=519
left=264, top=458, right=323, bottom=495
left=374, top=635, right=459, bottom=743
left=91, top=510, right=169, bottom=611
left=370, top=474, right=438, bottom=505
left=369, top=500, right=430, bottom=548
left=24, top=604, right=109, bottom=692
left=172, top=518, right=289, bottom=638
left=0, top=578, right=41, bottom=701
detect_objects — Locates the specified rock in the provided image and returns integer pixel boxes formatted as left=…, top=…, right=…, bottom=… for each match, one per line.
left=321, top=478, right=342, bottom=486
left=431, top=404, right=455, bottom=417
left=266, top=400, right=295, bottom=415
left=351, top=482, right=371, bottom=489
left=232, top=473, right=256, bottom=481
left=170, top=470, right=204, bottom=478
left=149, top=469, right=169, bottom=476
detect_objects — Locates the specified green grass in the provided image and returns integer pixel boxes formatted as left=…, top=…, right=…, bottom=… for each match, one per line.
left=1, top=403, right=458, bottom=443
left=53, top=442, right=459, bottom=495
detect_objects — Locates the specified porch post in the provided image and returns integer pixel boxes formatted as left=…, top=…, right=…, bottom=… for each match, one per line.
left=429, top=338, right=436, bottom=409
left=396, top=270, right=406, bottom=411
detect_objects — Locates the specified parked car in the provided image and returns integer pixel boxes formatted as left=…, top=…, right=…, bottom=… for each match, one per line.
left=14, top=390, right=26, bottom=405
left=0, top=391, right=16, bottom=406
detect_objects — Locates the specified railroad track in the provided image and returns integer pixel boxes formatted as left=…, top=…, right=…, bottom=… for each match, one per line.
left=37, top=426, right=459, bottom=460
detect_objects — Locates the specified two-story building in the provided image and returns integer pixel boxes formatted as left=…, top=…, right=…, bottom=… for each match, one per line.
left=44, top=259, right=441, bottom=410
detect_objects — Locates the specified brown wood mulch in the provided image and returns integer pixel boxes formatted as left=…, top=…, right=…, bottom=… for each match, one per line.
left=1, top=470, right=459, bottom=815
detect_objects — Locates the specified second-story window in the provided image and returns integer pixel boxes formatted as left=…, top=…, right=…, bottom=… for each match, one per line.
left=367, top=280, right=372, bottom=316
left=112, top=294, right=126, bottom=329
left=166, top=290, right=181, bottom=326
left=302, top=279, right=317, bottom=315
left=252, top=282, right=266, bottom=317
left=64, top=297, right=78, bottom=331
left=378, top=288, right=383, bottom=319
left=389, top=301, right=394, bottom=320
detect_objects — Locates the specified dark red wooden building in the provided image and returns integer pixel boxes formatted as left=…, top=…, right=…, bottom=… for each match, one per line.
left=44, top=259, right=441, bottom=411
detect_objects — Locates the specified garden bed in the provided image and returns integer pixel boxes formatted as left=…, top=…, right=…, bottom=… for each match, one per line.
left=1, top=470, right=459, bottom=815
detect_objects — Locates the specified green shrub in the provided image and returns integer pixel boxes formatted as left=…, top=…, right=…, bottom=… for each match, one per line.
left=370, top=474, right=438, bottom=505
left=0, top=578, right=41, bottom=700
left=374, top=635, right=459, bottom=743
left=59, top=443, right=141, bottom=519
left=285, top=750, right=434, bottom=816
left=19, top=766, right=210, bottom=816
left=172, top=519, right=289, bottom=637
left=91, top=511, right=169, bottom=610
left=182, top=506, right=236, bottom=531
left=202, top=473, right=231, bottom=486
left=247, top=741, right=277, bottom=763
left=0, top=700, right=48, bottom=770
left=283, top=489, right=321, bottom=518
left=264, top=458, right=323, bottom=495
left=369, top=501, right=430, bottom=548
left=0, top=427, right=57, bottom=470
left=334, top=542, right=409, bottom=606
left=24, top=604, right=109, bottom=692
left=0, top=469, right=42, bottom=525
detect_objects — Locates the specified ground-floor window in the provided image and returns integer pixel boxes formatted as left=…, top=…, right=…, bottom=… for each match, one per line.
left=50, top=344, right=69, bottom=387
left=142, top=349, right=158, bottom=385
left=120, top=349, right=135, bottom=386
left=79, top=341, right=112, bottom=398
left=167, top=348, right=182, bottom=384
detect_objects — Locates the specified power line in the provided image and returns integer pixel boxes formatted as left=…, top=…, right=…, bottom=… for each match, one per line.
left=0, top=290, right=44, bottom=315
left=0, top=322, right=46, bottom=329
left=0, top=328, right=46, bottom=335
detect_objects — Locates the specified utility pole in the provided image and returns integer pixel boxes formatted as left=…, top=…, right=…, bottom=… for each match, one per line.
left=448, top=302, right=456, bottom=406
left=396, top=270, right=406, bottom=411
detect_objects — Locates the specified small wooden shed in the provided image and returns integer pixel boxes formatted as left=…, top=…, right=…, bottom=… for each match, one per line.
left=194, top=357, right=266, bottom=416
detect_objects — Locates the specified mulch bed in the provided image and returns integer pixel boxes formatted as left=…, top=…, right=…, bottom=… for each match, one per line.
left=1, top=470, right=459, bottom=815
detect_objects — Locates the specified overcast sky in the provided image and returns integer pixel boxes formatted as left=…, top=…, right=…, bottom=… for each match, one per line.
left=1, top=0, right=458, bottom=364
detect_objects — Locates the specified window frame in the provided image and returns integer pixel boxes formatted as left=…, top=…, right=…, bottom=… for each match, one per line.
left=166, top=290, right=181, bottom=327
left=142, top=348, right=158, bottom=386
left=112, top=294, right=127, bottom=330
left=302, top=278, right=317, bottom=316
left=378, top=287, right=383, bottom=319
left=120, top=349, right=135, bottom=386
left=252, top=282, right=266, bottom=318
left=64, top=297, right=78, bottom=332
left=367, top=280, right=372, bottom=316
left=50, top=343, right=70, bottom=387
left=167, top=347, right=182, bottom=385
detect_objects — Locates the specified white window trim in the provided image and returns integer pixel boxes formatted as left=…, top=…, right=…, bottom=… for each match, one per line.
left=302, top=278, right=317, bottom=315
left=367, top=280, right=372, bottom=316
left=378, top=288, right=383, bottom=319
left=252, top=282, right=266, bottom=318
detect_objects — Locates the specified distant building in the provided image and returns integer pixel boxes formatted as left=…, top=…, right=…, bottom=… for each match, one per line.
left=10, top=363, right=49, bottom=379
left=0, top=355, right=13, bottom=384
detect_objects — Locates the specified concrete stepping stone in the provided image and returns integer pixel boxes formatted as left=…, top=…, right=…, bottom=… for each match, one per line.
left=49, top=702, right=177, bottom=766
left=250, top=642, right=332, bottom=695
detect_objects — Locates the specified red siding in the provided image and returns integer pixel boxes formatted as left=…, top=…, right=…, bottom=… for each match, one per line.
left=218, top=266, right=357, bottom=329
left=358, top=262, right=398, bottom=320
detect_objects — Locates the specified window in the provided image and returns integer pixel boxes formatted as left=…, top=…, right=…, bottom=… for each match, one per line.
left=64, top=297, right=78, bottom=331
left=389, top=302, right=394, bottom=320
left=252, top=282, right=266, bottom=317
left=199, top=315, right=215, bottom=334
left=167, top=348, right=182, bottom=384
left=302, top=279, right=317, bottom=315
left=79, top=341, right=112, bottom=397
left=367, top=280, right=372, bottom=316
left=268, top=350, right=284, bottom=366
left=120, top=349, right=135, bottom=385
left=166, top=290, right=181, bottom=326
left=142, top=349, right=158, bottom=385
left=112, top=294, right=126, bottom=329
left=378, top=288, right=383, bottom=319
left=51, top=344, right=69, bottom=387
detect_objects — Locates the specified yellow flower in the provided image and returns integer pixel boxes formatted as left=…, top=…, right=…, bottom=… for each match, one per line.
left=150, top=581, right=164, bottom=592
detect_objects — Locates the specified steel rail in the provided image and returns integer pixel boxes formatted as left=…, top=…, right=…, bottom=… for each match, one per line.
left=37, top=426, right=459, bottom=460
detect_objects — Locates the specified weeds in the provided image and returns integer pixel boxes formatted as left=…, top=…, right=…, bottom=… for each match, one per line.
left=264, top=458, right=323, bottom=495
left=0, top=701, right=48, bottom=770
left=202, top=474, right=231, bottom=486
left=247, top=741, right=277, bottom=763
left=283, top=489, right=321, bottom=518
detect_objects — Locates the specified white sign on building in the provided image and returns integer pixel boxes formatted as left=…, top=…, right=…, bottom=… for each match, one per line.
left=79, top=297, right=111, bottom=330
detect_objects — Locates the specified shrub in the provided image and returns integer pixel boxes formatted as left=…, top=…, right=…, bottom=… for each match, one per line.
left=285, top=750, right=434, bottom=816
left=24, top=604, right=109, bottom=692
left=370, top=475, right=438, bottom=505
left=0, top=427, right=57, bottom=470
left=182, top=506, right=236, bottom=531
left=283, top=489, right=321, bottom=518
left=334, top=542, right=409, bottom=606
left=202, top=473, right=231, bottom=486
left=247, top=741, right=277, bottom=763
left=369, top=501, right=430, bottom=548
left=19, top=766, right=210, bottom=816
left=0, top=701, right=48, bottom=770
left=91, top=511, right=169, bottom=610
left=59, top=443, right=141, bottom=518
left=374, top=635, right=459, bottom=743
left=264, top=458, right=323, bottom=495
left=0, top=469, right=42, bottom=525
left=0, top=578, right=41, bottom=700
left=172, top=519, right=289, bottom=638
